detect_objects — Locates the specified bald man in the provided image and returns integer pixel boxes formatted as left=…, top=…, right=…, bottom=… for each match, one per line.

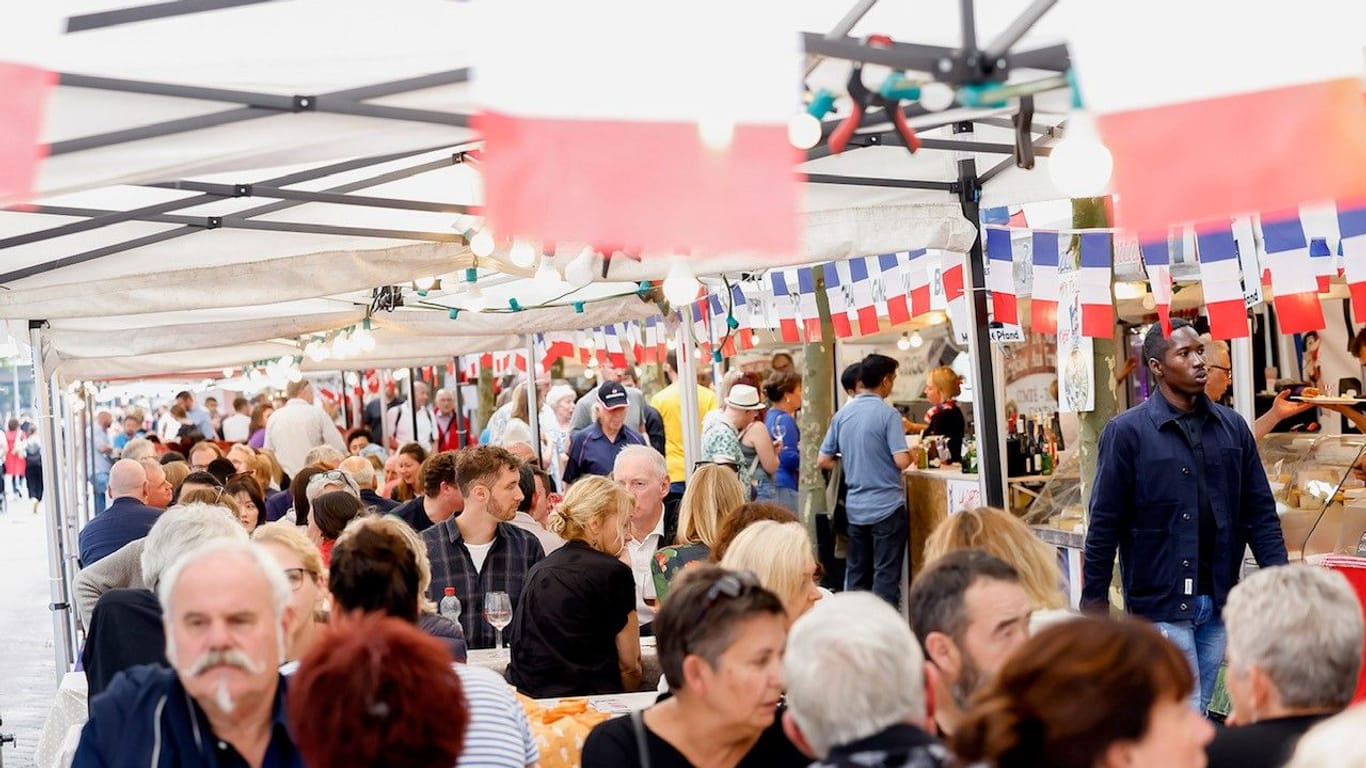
left=339, top=455, right=400, bottom=512
left=77, top=459, right=162, bottom=566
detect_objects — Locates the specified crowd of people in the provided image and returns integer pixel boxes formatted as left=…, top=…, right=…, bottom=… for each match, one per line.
left=62, top=332, right=1366, bottom=768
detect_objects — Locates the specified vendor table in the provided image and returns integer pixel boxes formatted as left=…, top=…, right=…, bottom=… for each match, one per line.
left=467, top=636, right=662, bottom=692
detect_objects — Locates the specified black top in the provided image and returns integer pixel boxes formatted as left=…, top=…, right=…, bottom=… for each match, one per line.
left=1173, top=399, right=1217, bottom=595
left=360, top=487, right=400, bottom=513
left=812, top=723, right=949, bottom=768
left=390, top=495, right=436, bottom=532
left=506, top=540, right=636, bottom=698
left=581, top=702, right=808, bottom=768
left=1205, top=714, right=1329, bottom=768
left=923, top=402, right=965, bottom=464
left=82, top=588, right=167, bottom=705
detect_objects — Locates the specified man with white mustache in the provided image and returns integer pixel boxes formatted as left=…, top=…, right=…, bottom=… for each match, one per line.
left=74, top=540, right=303, bottom=767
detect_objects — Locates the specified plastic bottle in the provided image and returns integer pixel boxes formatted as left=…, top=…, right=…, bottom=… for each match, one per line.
left=439, top=586, right=462, bottom=625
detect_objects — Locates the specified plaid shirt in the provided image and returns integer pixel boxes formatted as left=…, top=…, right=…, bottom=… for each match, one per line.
left=422, top=519, right=545, bottom=649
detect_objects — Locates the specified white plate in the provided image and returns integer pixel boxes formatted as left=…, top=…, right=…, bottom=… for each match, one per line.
left=1292, top=396, right=1366, bottom=405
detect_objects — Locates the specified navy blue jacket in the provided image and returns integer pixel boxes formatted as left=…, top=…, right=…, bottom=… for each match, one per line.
left=78, top=497, right=161, bottom=567
left=73, top=664, right=301, bottom=768
left=562, top=424, right=644, bottom=485
left=1082, top=391, right=1287, bottom=622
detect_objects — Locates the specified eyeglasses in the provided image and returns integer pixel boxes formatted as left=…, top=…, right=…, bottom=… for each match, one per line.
left=692, top=460, right=741, bottom=476
left=1209, top=365, right=1232, bottom=376
left=283, top=567, right=318, bottom=591
left=690, top=570, right=761, bottom=629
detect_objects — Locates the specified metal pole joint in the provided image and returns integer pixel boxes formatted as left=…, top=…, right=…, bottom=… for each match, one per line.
left=292, top=95, right=317, bottom=112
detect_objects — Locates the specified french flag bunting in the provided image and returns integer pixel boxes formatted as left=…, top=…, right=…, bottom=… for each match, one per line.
left=1339, top=208, right=1366, bottom=321
left=743, top=279, right=771, bottom=332
left=906, top=250, right=933, bottom=318
left=1068, top=2, right=1366, bottom=236
left=1261, top=216, right=1325, bottom=334
left=1078, top=233, right=1114, bottom=338
left=1139, top=238, right=1173, bottom=335
left=460, top=356, right=480, bottom=380
left=941, top=252, right=971, bottom=344
left=985, top=228, right=1019, bottom=325
left=474, top=0, right=800, bottom=255
left=769, top=270, right=801, bottom=343
left=1309, top=238, right=1334, bottom=293
left=728, top=283, right=755, bottom=350
left=847, top=257, right=882, bottom=336
left=821, top=263, right=856, bottom=339
left=690, top=302, right=714, bottom=355
left=796, top=267, right=822, bottom=342
left=0, top=63, right=55, bottom=202
left=941, top=256, right=965, bottom=305
left=1195, top=227, right=1251, bottom=339
left=876, top=253, right=912, bottom=326
left=1031, top=232, right=1060, bottom=334
left=574, top=330, right=592, bottom=363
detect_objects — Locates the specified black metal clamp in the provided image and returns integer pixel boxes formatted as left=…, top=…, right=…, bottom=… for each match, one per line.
left=828, top=35, right=921, bottom=155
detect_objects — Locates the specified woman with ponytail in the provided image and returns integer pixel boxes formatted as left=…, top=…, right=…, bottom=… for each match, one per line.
left=952, top=616, right=1213, bottom=768
left=506, top=475, right=642, bottom=698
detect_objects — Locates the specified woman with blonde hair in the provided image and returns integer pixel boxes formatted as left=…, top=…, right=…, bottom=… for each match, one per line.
left=252, top=522, right=328, bottom=662
left=924, top=506, right=1067, bottom=611
left=177, top=487, right=252, bottom=532
left=506, top=475, right=641, bottom=697
left=160, top=460, right=190, bottom=494
left=650, top=463, right=748, bottom=600
left=253, top=449, right=284, bottom=495
left=720, top=520, right=822, bottom=621
left=388, top=442, right=427, bottom=502
left=909, top=365, right=966, bottom=464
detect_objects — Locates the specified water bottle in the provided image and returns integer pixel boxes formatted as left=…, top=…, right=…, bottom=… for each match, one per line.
left=439, top=586, right=462, bottom=625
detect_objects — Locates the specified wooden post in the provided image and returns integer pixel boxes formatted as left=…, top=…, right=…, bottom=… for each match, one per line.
left=477, top=364, right=495, bottom=438
left=798, top=269, right=838, bottom=536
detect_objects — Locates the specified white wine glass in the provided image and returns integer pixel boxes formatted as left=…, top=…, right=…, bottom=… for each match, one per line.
left=771, top=421, right=786, bottom=446
left=483, top=591, right=513, bottom=651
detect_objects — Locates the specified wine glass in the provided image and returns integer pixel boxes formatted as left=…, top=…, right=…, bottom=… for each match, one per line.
left=483, top=591, right=513, bottom=651
left=771, top=421, right=786, bottom=447
left=642, top=576, right=658, bottom=611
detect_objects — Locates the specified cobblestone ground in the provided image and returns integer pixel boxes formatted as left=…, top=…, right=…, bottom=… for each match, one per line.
left=0, top=499, right=59, bottom=768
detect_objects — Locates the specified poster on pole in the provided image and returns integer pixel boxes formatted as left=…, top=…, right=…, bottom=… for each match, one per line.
left=1056, top=243, right=1096, bottom=413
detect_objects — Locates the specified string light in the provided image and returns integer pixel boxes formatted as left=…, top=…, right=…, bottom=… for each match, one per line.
left=462, top=283, right=487, bottom=313
left=910, top=331, right=924, bottom=349
left=662, top=261, right=699, bottom=306
left=414, top=276, right=438, bottom=292
left=918, top=82, right=957, bottom=112
left=1048, top=112, right=1113, bottom=198
left=221, top=367, right=235, bottom=378
left=787, top=113, right=822, bottom=150
left=565, top=247, right=596, bottom=287
left=470, top=228, right=496, bottom=258
left=897, top=333, right=912, bottom=351
left=698, top=117, right=734, bottom=151
left=509, top=239, right=537, bottom=269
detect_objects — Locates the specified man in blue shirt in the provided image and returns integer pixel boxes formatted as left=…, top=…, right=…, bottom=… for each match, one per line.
left=78, top=459, right=162, bottom=566
left=74, top=540, right=303, bottom=768
left=819, top=354, right=913, bottom=606
left=562, top=381, right=645, bottom=485
left=90, top=410, right=115, bottom=516
left=1084, top=318, right=1286, bottom=714
left=176, top=390, right=218, bottom=440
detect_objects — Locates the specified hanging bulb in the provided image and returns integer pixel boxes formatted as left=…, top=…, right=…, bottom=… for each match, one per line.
left=331, top=332, right=350, bottom=358
left=918, top=81, right=957, bottom=112
left=392, top=367, right=409, bottom=381
left=276, top=355, right=294, bottom=370
left=414, top=275, right=438, bottom=292
left=287, top=367, right=304, bottom=383
left=583, top=366, right=596, bottom=380
left=1048, top=112, right=1113, bottom=198
left=534, top=257, right=565, bottom=291
left=509, top=239, right=538, bottom=269
left=909, top=331, right=924, bottom=349
left=463, top=283, right=487, bottom=313
left=565, top=247, right=597, bottom=287
left=787, top=112, right=822, bottom=150
left=897, top=333, right=912, bottom=351
left=221, top=367, right=235, bottom=379
left=470, top=228, right=496, bottom=258
left=662, top=260, right=699, bottom=306
left=697, top=116, right=734, bottom=151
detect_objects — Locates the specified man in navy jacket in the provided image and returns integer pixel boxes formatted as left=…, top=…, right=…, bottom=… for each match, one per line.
left=74, top=540, right=302, bottom=768
left=78, top=459, right=162, bottom=567
left=1083, top=318, right=1287, bottom=714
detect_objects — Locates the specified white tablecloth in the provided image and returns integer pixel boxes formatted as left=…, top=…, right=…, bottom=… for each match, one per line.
left=467, top=638, right=662, bottom=692
left=34, top=672, right=87, bottom=768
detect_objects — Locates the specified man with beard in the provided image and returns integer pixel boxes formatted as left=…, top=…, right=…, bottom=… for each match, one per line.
left=74, top=539, right=301, bottom=767
left=908, top=550, right=1032, bottom=738
left=422, top=446, right=544, bottom=649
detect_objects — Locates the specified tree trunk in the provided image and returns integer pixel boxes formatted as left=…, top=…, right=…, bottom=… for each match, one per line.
left=798, top=269, right=837, bottom=539
left=477, top=365, right=495, bottom=436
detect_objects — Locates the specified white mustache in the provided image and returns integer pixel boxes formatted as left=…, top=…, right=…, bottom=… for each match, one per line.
left=188, top=648, right=264, bottom=677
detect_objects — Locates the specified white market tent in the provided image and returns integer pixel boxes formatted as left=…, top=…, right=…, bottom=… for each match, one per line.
left=3, top=0, right=1075, bottom=673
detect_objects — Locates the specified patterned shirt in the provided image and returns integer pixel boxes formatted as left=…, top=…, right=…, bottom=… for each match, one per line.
left=422, top=519, right=545, bottom=649
left=700, top=418, right=750, bottom=485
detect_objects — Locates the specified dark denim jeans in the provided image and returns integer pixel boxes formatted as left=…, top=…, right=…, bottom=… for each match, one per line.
left=845, top=506, right=908, bottom=607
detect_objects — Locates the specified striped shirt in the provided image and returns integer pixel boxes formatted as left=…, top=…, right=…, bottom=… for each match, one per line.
left=422, top=520, right=545, bottom=649
left=453, top=663, right=539, bottom=768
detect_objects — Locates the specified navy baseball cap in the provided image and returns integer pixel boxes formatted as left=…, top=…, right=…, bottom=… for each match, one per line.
left=597, top=381, right=629, bottom=410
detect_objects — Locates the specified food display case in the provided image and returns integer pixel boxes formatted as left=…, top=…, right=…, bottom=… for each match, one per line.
left=1021, top=452, right=1085, bottom=549
left=1260, top=433, right=1366, bottom=561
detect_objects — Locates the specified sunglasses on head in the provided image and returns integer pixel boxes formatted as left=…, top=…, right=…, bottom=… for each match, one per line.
left=692, top=460, right=741, bottom=475
left=690, top=570, right=761, bottom=630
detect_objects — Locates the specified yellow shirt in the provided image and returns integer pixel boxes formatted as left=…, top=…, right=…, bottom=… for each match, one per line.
left=651, top=383, right=718, bottom=482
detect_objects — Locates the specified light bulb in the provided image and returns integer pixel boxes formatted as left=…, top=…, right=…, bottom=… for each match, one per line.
left=1048, top=112, right=1114, bottom=198
left=927, top=311, right=947, bottom=326
left=663, top=261, right=699, bottom=306
left=463, top=284, right=487, bottom=313
left=918, top=81, right=957, bottom=112
left=787, top=112, right=822, bottom=150
left=897, top=333, right=912, bottom=351
left=358, top=328, right=377, bottom=352
left=470, top=228, right=496, bottom=258
left=221, top=367, right=235, bottom=378
left=909, top=331, right=924, bottom=348
left=509, top=239, right=537, bottom=269
left=534, top=258, right=565, bottom=290
left=1142, top=294, right=1157, bottom=311
left=276, top=355, right=293, bottom=370
left=583, top=367, right=596, bottom=380
left=392, top=367, right=409, bottom=381
left=414, top=275, right=437, bottom=291
left=565, top=247, right=597, bottom=287
left=698, top=116, right=734, bottom=151
left=332, top=332, right=350, bottom=358
left=287, top=367, right=304, bottom=383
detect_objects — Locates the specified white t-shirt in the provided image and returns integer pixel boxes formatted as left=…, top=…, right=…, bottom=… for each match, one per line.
left=466, top=541, right=494, bottom=573
left=220, top=413, right=251, bottom=443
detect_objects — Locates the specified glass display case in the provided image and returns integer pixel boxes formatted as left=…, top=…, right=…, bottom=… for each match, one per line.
left=1260, top=433, right=1366, bottom=561
left=1021, top=452, right=1085, bottom=549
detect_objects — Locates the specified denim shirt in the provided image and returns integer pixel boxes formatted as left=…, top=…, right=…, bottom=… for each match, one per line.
left=1082, top=390, right=1287, bottom=622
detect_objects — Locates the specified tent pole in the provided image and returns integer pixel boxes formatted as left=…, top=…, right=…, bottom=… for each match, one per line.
left=453, top=358, right=467, bottom=447
left=409, top=369, right=420, bottom=448
left=953, top=123, right=1007, bottom=509
left=982, top=0, right=1057, bottom=63
left=1231, top=322, right=1255, bottom=427
left=29, top=322, right=75, bottom=678
left=677, top=322, right=702, bottom=476
left=959, top=0, right=979, bottom=55
left=525, top=338, right=541, bottom=462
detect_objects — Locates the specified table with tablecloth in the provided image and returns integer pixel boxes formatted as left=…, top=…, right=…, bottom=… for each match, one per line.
left=34, top=672, right=86, bottom=768
left=467, top=635, right=663, bottom=692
